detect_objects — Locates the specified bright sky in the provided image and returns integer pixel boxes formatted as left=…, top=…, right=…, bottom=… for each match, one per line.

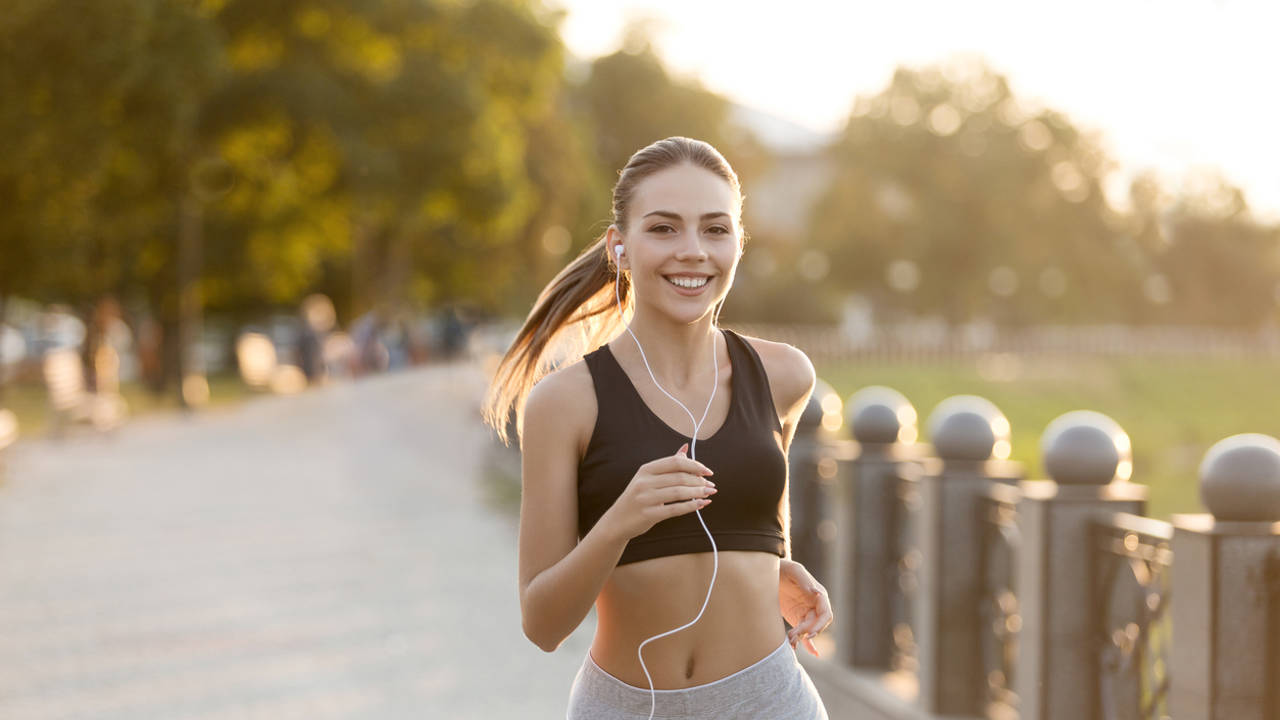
left=553, top=0, right=1280, bottom=220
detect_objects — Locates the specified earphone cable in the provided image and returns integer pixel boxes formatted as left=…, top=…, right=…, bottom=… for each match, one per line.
left=614, top=256, right=721, bottom=720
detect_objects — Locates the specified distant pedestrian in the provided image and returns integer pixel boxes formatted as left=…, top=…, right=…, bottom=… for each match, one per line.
left=298, top=294, right=336, bottom=384
left=434, top=305, right=473, bottom=362
left=349, top=307, right=389, bottom=376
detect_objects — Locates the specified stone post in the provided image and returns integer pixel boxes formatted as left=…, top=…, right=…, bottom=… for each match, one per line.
left=1171, top=433, right=1280, bottom=720
left=916, top=396, right=1023, bottom=715
left=835, top=385, right=921, bottom=670
left=1013, top=411, right=1146, bottom=720
left=790, top=379, right=843, bottom=589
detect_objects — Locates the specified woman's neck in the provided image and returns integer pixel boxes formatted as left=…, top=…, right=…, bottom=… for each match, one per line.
left=619, top=311, right=721, bottom=388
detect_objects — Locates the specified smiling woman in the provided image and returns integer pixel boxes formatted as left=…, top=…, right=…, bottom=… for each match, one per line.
left=484, top=137, right=830, bottom=719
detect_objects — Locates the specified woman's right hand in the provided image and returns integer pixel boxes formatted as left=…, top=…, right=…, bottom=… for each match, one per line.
left=601, top=443, right=717, bottom=541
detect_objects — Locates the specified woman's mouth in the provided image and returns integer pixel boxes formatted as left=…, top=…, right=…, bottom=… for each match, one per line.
left=664, top=275, right=711, bottom=295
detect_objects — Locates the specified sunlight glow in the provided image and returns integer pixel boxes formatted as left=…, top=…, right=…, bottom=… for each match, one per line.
left=542, top=225, right=572, bottom=255
left=1115, top=459, right=1133, bottom=482
left=887, top=259, right=921, bottom=293
left=891, top=95, right=921, bottom=126
left=821, top=393, right=842, bottom=416
left=553, top=0, right=1280, bottom=219
left=1051, top=161, right=1089, bottom=202
left=988, top=266, right=1018, bottom=297
left=182, top=374, right=210, bottom=407
left=797, top=250, right=830, bottom=281
left=991, top=415, right=1011, bottom=438
left=927, top=103, right=962, bottom=136
left=235, top=333, right=277, bottom=388
left=1018, top=121, right=1052, bottom=152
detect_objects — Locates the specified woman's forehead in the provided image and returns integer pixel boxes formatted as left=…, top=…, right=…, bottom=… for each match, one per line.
left=629, top=164, right=739, bottom=221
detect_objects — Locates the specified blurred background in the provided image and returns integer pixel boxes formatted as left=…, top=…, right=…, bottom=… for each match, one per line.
left=4, top=0, right=1280, bottom=508
left=1, top=0, right=1278, bottom=716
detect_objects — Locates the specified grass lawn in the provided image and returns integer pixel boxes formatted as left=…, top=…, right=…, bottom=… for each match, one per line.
left=816, top=353, right=1280, bottom=521
left=1, top=372, right=254, bottom=440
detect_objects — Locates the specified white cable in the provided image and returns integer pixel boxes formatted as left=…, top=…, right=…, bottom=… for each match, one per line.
left=614, top=259, right=721, bottom=720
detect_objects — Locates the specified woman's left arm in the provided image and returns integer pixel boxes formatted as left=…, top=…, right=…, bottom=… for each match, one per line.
left=751, top=340, right=833, bottom=656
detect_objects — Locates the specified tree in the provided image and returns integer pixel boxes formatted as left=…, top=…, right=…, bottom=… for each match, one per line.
left=809, top=62, right=1139, bottom=327
left=1143, top=174, right=1280, bottom=327
left=579, top=42, right=733, bottom=181
left=0, top=0, right=224, bottom=399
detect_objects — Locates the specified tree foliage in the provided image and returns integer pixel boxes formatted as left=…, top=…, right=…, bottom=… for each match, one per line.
left=5, top=6, right=1279, bottom=396
left=579, top=43, right=732, bottom=181
left=807, top=61, right=1280, bottom=328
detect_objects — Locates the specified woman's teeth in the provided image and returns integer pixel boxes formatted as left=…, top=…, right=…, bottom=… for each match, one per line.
left=666, top=276, right=709, bottom=289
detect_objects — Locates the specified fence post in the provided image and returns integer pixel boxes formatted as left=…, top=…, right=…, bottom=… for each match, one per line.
left=790, top=380, right=843, bottom=590
left=916, top=395, right=1023, bottom=716
left=1013, top=411, right=1146, bottom=720
left=836, top=385, right=921, bottom=671
left=1171, top=433, right=1280, bottom=720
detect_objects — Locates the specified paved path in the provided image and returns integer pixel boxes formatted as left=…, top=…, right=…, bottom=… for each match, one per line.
left=0, top=365, right=592, bottom=719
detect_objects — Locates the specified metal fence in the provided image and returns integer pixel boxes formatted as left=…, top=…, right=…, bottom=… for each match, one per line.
left=1092, top=514, right=1173, bottom=720
left=790, top=390, right=1280, bottom=720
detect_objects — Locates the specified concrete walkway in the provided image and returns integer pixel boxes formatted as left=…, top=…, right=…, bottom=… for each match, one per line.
left=0, top=365, right=592, bottom=719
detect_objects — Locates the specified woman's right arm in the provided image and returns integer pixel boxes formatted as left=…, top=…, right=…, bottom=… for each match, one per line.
left=517, top=366, right=716, bottom=652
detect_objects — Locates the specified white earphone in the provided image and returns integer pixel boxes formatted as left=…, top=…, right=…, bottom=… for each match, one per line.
left=612, top=237, right=720, bottom=720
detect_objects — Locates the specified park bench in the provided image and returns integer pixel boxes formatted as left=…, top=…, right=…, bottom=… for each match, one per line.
left=42, top=348, right=128, bottom=435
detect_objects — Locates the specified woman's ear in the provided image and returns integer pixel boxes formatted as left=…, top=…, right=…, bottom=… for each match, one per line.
left=606, top=226, right=628, bottom=270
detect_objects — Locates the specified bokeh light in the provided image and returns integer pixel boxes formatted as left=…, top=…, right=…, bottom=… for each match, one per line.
left=887, top=259, right=921, bottom=293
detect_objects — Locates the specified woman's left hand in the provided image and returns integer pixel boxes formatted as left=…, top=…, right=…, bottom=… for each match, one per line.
left=778, top=559, right=833, bottom=657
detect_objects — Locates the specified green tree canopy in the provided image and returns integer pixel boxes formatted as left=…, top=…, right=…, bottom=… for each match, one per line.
left=811, top=63, right=1144, bottom=326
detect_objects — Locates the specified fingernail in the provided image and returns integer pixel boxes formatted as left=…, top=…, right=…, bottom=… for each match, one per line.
left=705, top=480, right=716, bottom=487
left=706, top=488, right=717, bottom=495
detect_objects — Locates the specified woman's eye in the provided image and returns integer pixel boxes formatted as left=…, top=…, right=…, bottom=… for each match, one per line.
left=649, top=224, right=675, bottom=234
left=706, top=225, right=730, bottom=235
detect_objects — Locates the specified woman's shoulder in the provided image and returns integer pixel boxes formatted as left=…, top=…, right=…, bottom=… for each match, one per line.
left=735, top=332, right=816, bottom=414
left=523, top=357, right=597, bottom=453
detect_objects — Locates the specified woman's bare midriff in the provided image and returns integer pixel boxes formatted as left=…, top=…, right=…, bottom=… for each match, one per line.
left=589, top=549, right=787, bottom=689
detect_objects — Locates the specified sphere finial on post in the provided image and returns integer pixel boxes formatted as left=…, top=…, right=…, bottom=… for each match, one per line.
left=847, top=385, right=917, bottom=445
left=1198, top=433, right=1280, bottom=522
left=927, top=395, right=1010, bottom=461
left=1040, top=410, right=1132, bottom=485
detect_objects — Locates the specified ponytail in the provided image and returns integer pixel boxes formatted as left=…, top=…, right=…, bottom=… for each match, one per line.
left=482, top=235, right=629, bottom=445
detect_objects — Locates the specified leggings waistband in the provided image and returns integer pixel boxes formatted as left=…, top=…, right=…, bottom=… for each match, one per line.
left=576, top=639, right=794, bottom=717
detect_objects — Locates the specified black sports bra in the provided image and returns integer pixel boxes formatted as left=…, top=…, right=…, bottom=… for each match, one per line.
left=576, top=328, right=787, bottom=566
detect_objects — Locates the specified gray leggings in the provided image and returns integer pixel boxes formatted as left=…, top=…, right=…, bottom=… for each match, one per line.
left=566, top=639, right=829, bottom=719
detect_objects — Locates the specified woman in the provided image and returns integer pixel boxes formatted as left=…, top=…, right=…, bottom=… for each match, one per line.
left=484, top=137, right=831, bottom=719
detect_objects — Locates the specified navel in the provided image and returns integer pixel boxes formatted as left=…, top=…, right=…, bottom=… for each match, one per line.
left=684, top=654, right=696, bottom=680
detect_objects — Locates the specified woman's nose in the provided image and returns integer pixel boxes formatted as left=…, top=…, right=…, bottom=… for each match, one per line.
left=674, top=232, right=709, bottom=259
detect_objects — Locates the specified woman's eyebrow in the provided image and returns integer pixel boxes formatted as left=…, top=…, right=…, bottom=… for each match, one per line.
left=641, top=210, right=731, bottom=221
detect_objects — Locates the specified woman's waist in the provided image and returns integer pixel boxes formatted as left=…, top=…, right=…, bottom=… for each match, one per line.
left=591, top=551, right=785, bottom=688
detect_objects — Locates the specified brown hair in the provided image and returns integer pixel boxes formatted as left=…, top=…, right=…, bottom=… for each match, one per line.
left=482, top=137, right=743, bottom=445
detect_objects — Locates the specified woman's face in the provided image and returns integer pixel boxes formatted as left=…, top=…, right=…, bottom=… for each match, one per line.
left=613, top=163, right=743, bottom=325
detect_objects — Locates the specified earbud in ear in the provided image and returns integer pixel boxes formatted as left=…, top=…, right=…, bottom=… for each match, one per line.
left=614, top=244, right=625, bottom=257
